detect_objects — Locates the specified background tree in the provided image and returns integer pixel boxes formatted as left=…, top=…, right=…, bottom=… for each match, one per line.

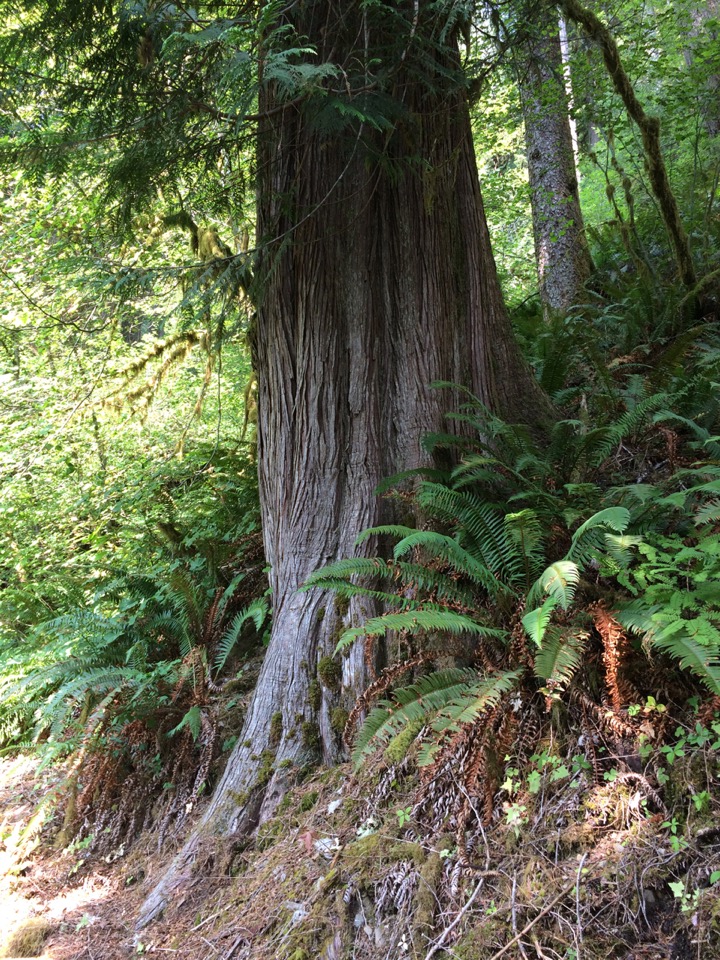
left=685, top=0, right=720, bottom=136
left=513, top=4, right=594, bottom=314
left=558, top=0, right=697, bottom=290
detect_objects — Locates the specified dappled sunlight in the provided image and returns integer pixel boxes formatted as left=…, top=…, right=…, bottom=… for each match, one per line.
left=0, top=756, right=139, bottom=960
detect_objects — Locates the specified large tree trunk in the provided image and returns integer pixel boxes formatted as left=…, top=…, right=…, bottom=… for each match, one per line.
left=516, top=6, right=594, bottom=315
left=137, top=1, right=549, bottom=928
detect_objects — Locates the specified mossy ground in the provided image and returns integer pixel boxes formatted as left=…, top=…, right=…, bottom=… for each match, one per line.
left=2, top=706, right=720, bottom=960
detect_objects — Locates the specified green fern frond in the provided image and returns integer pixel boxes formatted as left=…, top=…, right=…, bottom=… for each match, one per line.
left=302, top=557, right=390, bottom=589
left=37, top=666, right=140, bottom=739
left=527, top=561, right=580, bottom=611
left=617, top=598, right=663, bottom=636
left=169, top=704, right=203, bottom=740
left=355, top=525, right=419, bottom=545
left=350, top=667, right=478, bottom=767
left=660, top=479, right=720, bottom=508
left=215, top=570, right=248, bottom=620
left=572, top=426, right=617, bottom=471
left=694, top=499, right=720, bottom=526
left=336, top=610, right=504, bottom=653
left=653, top=411, right=720, bottom=459
left=213, top=598, right=269, bottom=675
left=603, top=533, right=644, bottom=567
left=311, top=563, right=475, bottom=609
left=304, top=580, right=411, bottom=607
left=125, top=640, right=149, bottom=670
left=605, top=393, right=671, bottom=447
left=163, top=569, right=203, bottom=639
left=504, top=509, right=546, bottom=580
left=608, top=483, right=661, bottom=507
left=571, top=507, right=630, bottom=544
left=416, top=738, right=441, bottom=768
left=417, top=484, right=525, bottom=584
left=562, top=507, right=632, bottom=572
left=451, top=461, right=507, bottom=491
left=351, top=667, right=522, bottom=768
left=534, top=629, right=587, bottom=687
left=391, top=530, right=505, bottom=595
left=652, top=631, right=720, bottom=695
left=437, top=669, right=522, bottom=726
left=392, top=562, right=477, bottom=607
left=522, top=594, right=560, bottom=646
left=36, top=610, right=125, bottom=651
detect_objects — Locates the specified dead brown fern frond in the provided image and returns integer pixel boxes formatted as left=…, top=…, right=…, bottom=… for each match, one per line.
left=202, top=587, right=224, bottom=646
left=570, top=688, right=636, bottom=739
left=697, top=694, right=720, bottom=727
left=590, top=602, right=629, bottom=712
left=414, top=707, right=499, bottom=834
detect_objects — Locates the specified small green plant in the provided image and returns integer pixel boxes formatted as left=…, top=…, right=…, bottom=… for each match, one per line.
left=527, top=769, right=542, bottom=794
left=504, top=801, right=528, bottom=838
left=629, top=695, right=666, bottom=718
left=662, top=817, right=689, bottom=853
left=396, top=806, right=412, bottom=828
left=691, top=790, right=711, bottom=813
left=660, top=729, right=687, bottom=766
left=668, top=880, right=700, bottom=914
left=501, top=765, right=521, bottom=796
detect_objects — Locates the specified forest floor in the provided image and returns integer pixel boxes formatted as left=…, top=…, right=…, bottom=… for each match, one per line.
left=2, top=737, right=720, bottom=960
left=0, top=754, right=147, bottom=959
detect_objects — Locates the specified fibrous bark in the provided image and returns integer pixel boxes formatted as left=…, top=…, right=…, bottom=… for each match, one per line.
left=137, top=1, right=549, bottom=928
left=516, top=6, right=594, bottom=314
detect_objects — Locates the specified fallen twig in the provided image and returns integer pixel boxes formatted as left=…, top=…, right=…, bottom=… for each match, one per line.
left=487, top=870, right=589, bottom=960
left=423, top=875, right=487, bottom=960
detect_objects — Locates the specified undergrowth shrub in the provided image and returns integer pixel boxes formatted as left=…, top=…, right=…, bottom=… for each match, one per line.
left=306, top=391, right=720, bottom=859
left=0, top=460, right=269, bottom=853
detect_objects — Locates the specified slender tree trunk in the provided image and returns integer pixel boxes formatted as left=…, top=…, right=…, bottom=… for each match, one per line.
left=557, top=0, right=697, bottom=289
left=516, top=6, right=594, bottom=315
left=137, top=2, right=549, bottom=928
left=685, top=0, right=720, bottom=136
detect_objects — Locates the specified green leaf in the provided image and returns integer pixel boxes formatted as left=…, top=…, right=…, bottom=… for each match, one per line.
left=527, top=561, right=580, bottom=610
left=571, top=507, right=630, bottom=545
left=336, top=610, right=504, bottom=653
left=534, top=629, right=586, bottom=686
left=169, top=705, right=202, bottom=741
left=522, top=595, right=559, bottom=647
